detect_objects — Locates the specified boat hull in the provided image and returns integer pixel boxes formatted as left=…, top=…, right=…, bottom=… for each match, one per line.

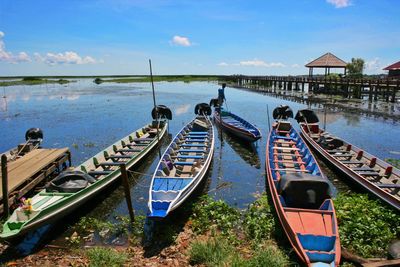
left=148, top=116, right=214, bottom=218
left=266, top=123, right=340, bottom=266
left=0, top=121, right=168, bottom=241
left=214, top=110, right=261, bottom=142
left=299, top=124, right=400, bottom=211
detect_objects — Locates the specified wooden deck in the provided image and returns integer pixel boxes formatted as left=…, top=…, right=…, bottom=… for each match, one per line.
left=0, top=148, right=70, bottom=212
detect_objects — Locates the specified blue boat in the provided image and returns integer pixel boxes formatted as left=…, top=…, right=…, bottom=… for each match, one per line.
left=213, top=107, right=261, bottom=142
left=148, top=103, right=215, bottom=218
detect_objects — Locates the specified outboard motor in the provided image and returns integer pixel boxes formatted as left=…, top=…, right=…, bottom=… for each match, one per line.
left=151, top=105, right=172, bottom=120
left=209, top=98, right=219, bottom=108
left=25, top=128, right=44, bottom=146
left=195, top=103, right=212, bottom=116
left=272, top=105, right=294, bottom=120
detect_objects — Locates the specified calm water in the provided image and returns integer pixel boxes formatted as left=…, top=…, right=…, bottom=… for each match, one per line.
left=1, top=79, right=399, bottom=246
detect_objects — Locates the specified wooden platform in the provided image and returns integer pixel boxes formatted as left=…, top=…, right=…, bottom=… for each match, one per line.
left=0, top=148, right=70, bottom=210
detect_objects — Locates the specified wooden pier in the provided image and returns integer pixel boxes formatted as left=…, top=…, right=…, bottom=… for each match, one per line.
left=0, top=148, right=71, bottom=214
left=222, top=75, right=400, bottom=103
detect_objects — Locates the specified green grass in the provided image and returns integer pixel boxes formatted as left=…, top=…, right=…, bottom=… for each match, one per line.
left=231, top=243, right=289, bottom=267
left=386, top=158, right=400, bottom=168
left=189, top=237, right=234, bottom=267
left=242, top=194, right=276, bottom=242
left=0, top=77, right=71, bottom=86
left=334, top=193, right=400, bottom=258
left=86, top=247, right=127, bottom=267
left=94, top=75, right=219, bottom=84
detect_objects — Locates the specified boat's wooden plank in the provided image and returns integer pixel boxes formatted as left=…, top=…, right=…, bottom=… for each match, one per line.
left=322, top=213, right=333, bottom=236
left=300, top=212, right=327, bottom=236
left=285, top=211, right=304, bottom=233
left=0, top=148, right=69, bottom=199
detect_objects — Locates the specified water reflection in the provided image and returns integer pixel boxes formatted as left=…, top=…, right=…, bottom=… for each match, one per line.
left=216, top=128, right=261, bottom=169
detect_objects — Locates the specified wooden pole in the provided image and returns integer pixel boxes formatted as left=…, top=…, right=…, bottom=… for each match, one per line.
left=120, top=164, right=135, bottom=223
left=1, top=154, right=9, bottom=218
left=149, top=59, right=162, bottom=159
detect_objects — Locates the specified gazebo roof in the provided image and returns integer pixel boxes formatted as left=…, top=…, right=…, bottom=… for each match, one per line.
left=383, top=61, right=400, bottom=70
left=305, top=53, right=347, bottom=68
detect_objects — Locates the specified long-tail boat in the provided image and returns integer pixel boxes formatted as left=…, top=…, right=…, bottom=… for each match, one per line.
left=210, top=98, right=261, bottom=142
left=0, top=106, right=171, bottom=241
left=148, top=103, right=214, bottom=218
left=266, top=105, right=341, bottom=266
left=295, top=109, right=400, bottom=211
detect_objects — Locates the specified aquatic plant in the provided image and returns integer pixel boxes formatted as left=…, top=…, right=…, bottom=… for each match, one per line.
left=86, top=247, right=127, bottom=267
left=242, top=194, right=276, bottom=242
left=386, top=158, right=400, bottom=168
left=190, top=195, right=240, bottom=237
left=334, top=193, right=400, bottom=258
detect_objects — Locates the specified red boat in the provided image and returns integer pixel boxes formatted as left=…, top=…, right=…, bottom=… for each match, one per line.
left=266, top=106, right=341, bottom=267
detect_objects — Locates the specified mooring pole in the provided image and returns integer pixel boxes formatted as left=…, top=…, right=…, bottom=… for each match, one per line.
left=149, top=59, right=162, bottom=159
left=120, top=164, right=135, bottom=223
left=1, top=154, right=9, bottom=218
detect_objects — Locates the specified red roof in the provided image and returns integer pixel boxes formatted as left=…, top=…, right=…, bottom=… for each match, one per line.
left=305, top=53, right=347, bottom=68
left=383, top=61, right=400, bottom=70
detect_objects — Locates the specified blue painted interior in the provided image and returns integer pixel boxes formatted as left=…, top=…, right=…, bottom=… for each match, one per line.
left=152, top=178, right=193, bottom=191
left=306, top=252, right=335, bottom=263
left=297, top=234, right=336, bottom=252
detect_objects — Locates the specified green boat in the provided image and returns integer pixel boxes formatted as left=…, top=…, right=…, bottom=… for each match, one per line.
left=0, top=106, right=171, bottom=241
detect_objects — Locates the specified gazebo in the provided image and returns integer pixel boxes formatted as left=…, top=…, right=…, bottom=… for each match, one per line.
left=305, top=52, right=347, bottom=77
left=383, top=61, right=400, bottom=78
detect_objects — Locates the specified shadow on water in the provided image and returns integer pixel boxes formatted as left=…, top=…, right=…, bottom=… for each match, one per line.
left=217, top=129, right=261, bottom=169
left=142, top=162, right=212, bottom=258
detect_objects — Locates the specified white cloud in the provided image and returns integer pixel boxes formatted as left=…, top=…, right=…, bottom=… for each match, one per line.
left=35, top=51, right=97, bottom=65
left=171, top=35, right=192, bottom=47
left=365, top=57, right=382, bottom=72
left=239, top=59, right=285, bottom=68
left=0, top=31, right=31, bottom=63
left=291, top=64, right=300, bottom=68
left=327, top=0, right=351, bottom=8
left=217, top=62, right=229, bottom=66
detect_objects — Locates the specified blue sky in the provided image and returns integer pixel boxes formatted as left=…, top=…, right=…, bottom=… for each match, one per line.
left=0, top=0, right=399, bottom=76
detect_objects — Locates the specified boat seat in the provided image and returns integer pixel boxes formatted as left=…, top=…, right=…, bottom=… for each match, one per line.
left=341, top=160, right=363, bottom=165
left=108, top=155, right=132, bottom=160
left=274, top=136, right=297, bottom=141
left=273, top=147, right=300, bottom=151
left=97, top=162, right=125, bottom=167
left=181, top=144, right=207, bottom=147
left=175, top=161, right=196, bottom=166
left=352, top=167, right=376, bottom=172
left=179, top=149, right=205, bottom=153
left=272, top=168, right=310, bottom=173
left=88, top=170, right=112, bottom=176
left=357, top=172, right=380, bottom=177
left=189, top=131, right=208, bottom=135
left=115, top=148, right=141, bottom=153
left=273, top=160, right=305, bottom=164
left=132, top=138, right=153, bottom=142
left=185, top=139, right=207, bottom=143
left=177, top=155, right=204, bottom=159
left=377, top=183, right=400, bottom=188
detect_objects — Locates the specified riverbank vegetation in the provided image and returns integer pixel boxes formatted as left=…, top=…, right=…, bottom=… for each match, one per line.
left=1, top=192, right=398, bottom=266
left=0, top=77, right=71, bottom=87
left=93, top=75, right=219, bottom=84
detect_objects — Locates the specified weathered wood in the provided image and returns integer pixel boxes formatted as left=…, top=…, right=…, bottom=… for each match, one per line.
left=363, top=259, right=400, bottom=267
left=1, top=155, right=9, bottom=218
left=223, top=75, right=399, bottom=103
left=120, top=164, right=135, bottom=223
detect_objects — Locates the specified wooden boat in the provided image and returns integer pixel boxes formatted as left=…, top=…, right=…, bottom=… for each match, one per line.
left=266, top=105, right=340, bottom=267
left=295, top=109, right=400, bottom=211
left=210, top=99, right=261, bottom=142
left=3, top=128, right=44, bottom=162
left=148, top=103, right=214, bottom=218
left=0, top=106, right=171, bottom=241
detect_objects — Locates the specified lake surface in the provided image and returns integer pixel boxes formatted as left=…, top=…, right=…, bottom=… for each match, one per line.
left=1, top=79, right=399, bottom=244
